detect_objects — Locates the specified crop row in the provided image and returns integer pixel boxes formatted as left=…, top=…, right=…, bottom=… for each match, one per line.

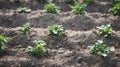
left=0, top=23, right=115, bottom=58
left=11, top=0, right=120, bottom=16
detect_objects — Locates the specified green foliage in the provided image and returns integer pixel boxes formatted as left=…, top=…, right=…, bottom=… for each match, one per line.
left=21, top=23, right=31, bottom=35
left=44, top=3, right=60, bottom=13
left=96, top=24, right=113, bottom=37
left=16, top=7, right=31, bottom=13
left=66, top=0, right=75, bottom=3
left=47, top=24, right=66, bottom=36
left=111, top=0, right=120, bottom=5
left=89, top=40, right=115, bottom=57
left=84, top=0, right=95, bottom=4
left=26, top=40, right=48, bottom=56
left=70, top=2, right=87, bottom=15
left=108, top=4, right=120, bottom=16
left=0, top=35, right=12, bottom=51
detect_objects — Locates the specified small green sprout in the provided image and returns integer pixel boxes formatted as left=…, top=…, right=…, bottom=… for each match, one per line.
left=89, top=40, right=115, bottom=57
left=44, top=3, right=60, bottom=13
left=70, top=1, right=87, bottom=15
left=47, top=24, right=66, bottom=36
left=21, top=23, right=31, bottom=35
left=16, top=7, right=31, bottom=13
left=26, top=40, right=48, bottom=56
left=108, top=4, right=120, bottom=16
left=0, top=35, right=12, bottom=51
left=96, top=24, right=113, bottom=37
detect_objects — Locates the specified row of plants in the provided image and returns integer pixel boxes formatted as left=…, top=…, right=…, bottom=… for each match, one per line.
left=16, top=1, right=87, bottom=15
left=0, top=23, right=115, bottom=58
left=15, top=0, right=120, bottom=16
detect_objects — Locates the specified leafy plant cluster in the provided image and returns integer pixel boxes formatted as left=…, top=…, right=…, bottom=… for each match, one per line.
left=21, top=23, right=31, bottom=35
left=44, top=3, right=60, bottom=13
left=108, top=4, right=120, bottom=16
left=26, top=40, right=48, bottom=56
left=89, top=40, right=115, bottom=57
left=16, top=7, right=31, bottom=13
left=47, top=24, right=66, bottom=36
left=0, top=35, right=12, bottom=51
left=96, top=24, right=113, bottom=37
left=70, top=1, right=87, bottom=15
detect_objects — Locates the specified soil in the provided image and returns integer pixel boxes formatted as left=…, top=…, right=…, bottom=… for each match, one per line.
left=0, top=0, right=120, bottom=67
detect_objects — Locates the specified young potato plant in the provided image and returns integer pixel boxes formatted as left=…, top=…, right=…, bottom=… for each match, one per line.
left=47, top=24, right=66, bottom=36
left=0, top=35, right=12, bottom=51
left=111, top=0, right=120, bottom=5
left=16, top=7, right=31, bottom=13
left=83, top=0, right=95, bottom=4
left=89, top=40, right=115, bottom=57
left=96, top=24, right=113, bottom=37
left=21, top=23, right=31, bottom=35
left=66, top=0, right=75, bottom=3
left=44, top=3, right=60, bottom=13
left=108, top=4, right=120, bottom=16
left=70, top=1, right=87, bottom=15
left=26, top=40, right=48, bottom=56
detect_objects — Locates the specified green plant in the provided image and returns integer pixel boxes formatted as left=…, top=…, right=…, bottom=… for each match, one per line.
left=70, top=2, right=87, bottom=15
left=26, top=40, right=48, bottom=56
left=0, top=35, right=12, bottom=51
left=16, top=7, right=31, bottom=13
left=66, top=0, right=75, bottom=3
left=111, top=0, right=120, bottom=5
left=108, top=4, right=120, bottom=16
left=47, top=24, right=66, bottom=36
left=21, top=23, right=31, bottom=35
left=44, top=3, right=60, bottom=13
left=96, top=24, right=113, bottom=37
left=84, top=0, right=95, bottom=4
left=89, top=40, right=115, bottom=57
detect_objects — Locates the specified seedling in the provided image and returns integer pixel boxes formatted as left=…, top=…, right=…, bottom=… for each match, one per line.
left=16, top=7, right=31, bottom=13
left=96, top=24, right=113, bottom=37
left=44, top=3, right=60, bottom=13
left=83, top=0, right=95, bottom=4
left=111, top=0, right=120, bottom=5
left=70, top=1, right=87, bottom=15
left=47, top=24, right=66, bottom=36
left=26, top=40, right=48, bottom=56
left=0, top=35, right=12, bottom=51
left=89, top=40, right=115, bottom=57
left=66, top=0, right=75, bottom=3
left=21, top=23, right=31, bottom=35
left=108, top=3, right=120, bottom=16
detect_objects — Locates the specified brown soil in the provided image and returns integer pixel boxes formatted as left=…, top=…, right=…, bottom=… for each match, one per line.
left=0, top=0, right=120, bottom=67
